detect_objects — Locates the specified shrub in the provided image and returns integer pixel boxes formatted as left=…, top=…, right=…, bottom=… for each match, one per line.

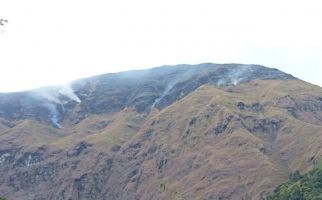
left=266, top=167, right=322, bottom=200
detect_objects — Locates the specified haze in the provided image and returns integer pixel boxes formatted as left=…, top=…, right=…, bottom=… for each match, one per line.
left=0, top=0, right=322, bottom=92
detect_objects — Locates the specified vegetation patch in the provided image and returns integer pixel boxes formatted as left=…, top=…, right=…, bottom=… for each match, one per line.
left=266, top=162, right=322, bottom=200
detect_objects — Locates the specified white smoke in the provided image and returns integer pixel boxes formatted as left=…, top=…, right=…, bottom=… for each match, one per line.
left=34, top=87, right=61, bottom=104
left=217, top=65, right=255, bottom=86
left=30, top=83, right=81, bottom=128
left=33, top=84, right=81, bottom=104
left=151, top=81, right=176, bottom=110
left=217, top=79, right=227, bottom=86
left=151, top=67, right=196, bottom=110
left=229, top=65, right=252, bottom=85
left=58, top=84, right=81, bottom=103
left=42, top=102, right=62, bottom=128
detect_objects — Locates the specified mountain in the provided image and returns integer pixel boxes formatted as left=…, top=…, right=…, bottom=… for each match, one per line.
left=0, top=63, right=322, bottom=200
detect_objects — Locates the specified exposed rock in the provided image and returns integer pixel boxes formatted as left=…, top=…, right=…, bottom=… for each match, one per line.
left=67, top=142, right=93, bottom=157
left=213, top=115, right=235, bottom=135
left=9, top=163, right=59, bottom=189
left=111, top=145, right=121, bottom=152
left=274, top=95, right=322, bottom=125
left=15, top=152, right=44, bottom=168
left=129, top=143, right=141, bottom=149
left=189, top=117, right=198, bottom=126
left=251, top=103, right=264, bottom=112
left=0, top=150, right=16, bottom=168
left=242, top=116, right=283, bottom=140
left=237, top=102, right=246, bottom=110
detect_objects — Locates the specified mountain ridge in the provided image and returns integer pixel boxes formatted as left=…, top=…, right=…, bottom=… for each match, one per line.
left=0, top=63, right=295, bottom=128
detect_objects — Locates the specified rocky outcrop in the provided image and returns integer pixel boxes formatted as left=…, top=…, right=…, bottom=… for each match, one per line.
left=274, top=95, right=322, bottom=125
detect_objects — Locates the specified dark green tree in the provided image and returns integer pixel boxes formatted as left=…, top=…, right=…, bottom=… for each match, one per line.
left=266, top=165, right=322, bottom=200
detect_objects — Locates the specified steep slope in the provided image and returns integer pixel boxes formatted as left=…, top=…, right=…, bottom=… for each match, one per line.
left=1, top=64, right=322, bottom=199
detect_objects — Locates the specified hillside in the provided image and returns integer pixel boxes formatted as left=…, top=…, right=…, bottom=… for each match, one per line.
left=0, top=63, right=322, bottom=199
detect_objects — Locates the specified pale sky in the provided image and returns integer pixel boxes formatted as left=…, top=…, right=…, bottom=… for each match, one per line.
left=0, top=0, right=322, bottom=92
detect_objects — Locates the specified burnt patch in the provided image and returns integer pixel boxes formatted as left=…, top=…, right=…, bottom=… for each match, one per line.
left=157, top=159, right=168, bottom=172
left=68, top=142, right=93, bottom=157
left=236, top=102, right=264, bottom=112
left=237, top=102, right=246, bottom=110
left=106, top=158, right=113, bottom=171
left=0, top=149, right=16, bottom=168
left=14, top=152, right=44, bottom=168
left=213, top=115, right=234, bottom=135
left=9, top=163, right=59, bottom=189
left=110, top=145, right=121, bottom=152
left=71, top=170, right=114, bottom=200
left=140, top=128, right=154, bottom=141
left=251, top=103, right=264, bottom=112
left=141, top=144, right=158, bottom=160
left=129, top=143, right=141, bottom=149
left=189, top=117, right=198, bottom=126
left=242, top=117, right=283, bottom=135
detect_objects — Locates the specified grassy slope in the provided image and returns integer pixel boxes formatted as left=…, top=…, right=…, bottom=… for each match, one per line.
left=1, top=79, right=322, bottom=199
left=133, top=83, right=284, bottom=199
left=125, top=80, right=322, bottom=199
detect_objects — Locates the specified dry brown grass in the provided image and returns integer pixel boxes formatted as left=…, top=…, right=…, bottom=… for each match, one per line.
left=1, top=79, right=322, bottom=199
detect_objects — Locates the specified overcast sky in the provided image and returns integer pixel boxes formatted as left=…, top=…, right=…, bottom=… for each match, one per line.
left=0, top=0, right=322, bottom=92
